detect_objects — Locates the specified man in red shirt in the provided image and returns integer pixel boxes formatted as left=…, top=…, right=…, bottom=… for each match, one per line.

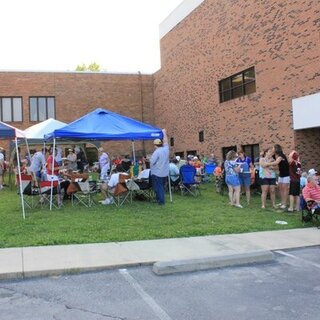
left=302, top=174, right=320, bottom=209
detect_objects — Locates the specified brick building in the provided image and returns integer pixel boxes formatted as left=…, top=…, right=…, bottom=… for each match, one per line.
left=0, top=0, right=319, bottom=168
left=0, top=71, right=155, bottom=157
left=154, top=0, right=320, bottom=168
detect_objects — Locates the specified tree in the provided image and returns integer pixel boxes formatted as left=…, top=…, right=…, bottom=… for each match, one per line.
left=75, top=62, right=101, bottom=72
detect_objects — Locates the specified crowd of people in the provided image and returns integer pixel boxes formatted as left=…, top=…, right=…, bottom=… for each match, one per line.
left=0, top=132, right=318, bottom=213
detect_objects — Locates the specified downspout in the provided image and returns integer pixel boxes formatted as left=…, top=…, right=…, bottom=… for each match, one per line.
left=138, top=71, right=146, bottom=155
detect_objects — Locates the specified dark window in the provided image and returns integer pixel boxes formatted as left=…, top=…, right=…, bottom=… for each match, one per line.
left=186, top=150, right=197, bottom=157
left=29, top=97, right=55, bottom=121
left=175, top=151, right=184, bottom=158
left=0, top=97, right=23, bottom=122
left=219, top=67, right=256, bottom=103
left=170, top=137, right=174, bottom=147
left=199, top=131, right=204, bottom=142
left=242, top=144, right=260, bottom=163
left=222, top=146, right=237, bottom=160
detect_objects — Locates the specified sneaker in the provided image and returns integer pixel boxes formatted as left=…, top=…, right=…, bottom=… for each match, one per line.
left=101, top=198, right=111, bottom=205
left=280, top=205, right=287, bottom=209
left=276, top=203, right=282, bottom=207
left=234, top=204, right=243, bottom=208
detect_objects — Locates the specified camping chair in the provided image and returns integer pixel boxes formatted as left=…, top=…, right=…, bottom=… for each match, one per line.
left=203, top=164, right=216, bottom=183
left=39, top=180, right=61, bottom=209
left=134, top=171, right=155, bottom=201
left=179, top=165, right=200, bottom=197
left=16, top=174, right=39, bottom=209
left=301, top=197, right=320, bottom=228
left=72, top=181, right=97, bottom=208
left=109, top=174, right=130, bottom=207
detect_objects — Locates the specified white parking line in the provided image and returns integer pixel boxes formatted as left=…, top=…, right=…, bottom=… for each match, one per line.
left=275, top=250, right=320, bottom=269
left=119, top=269, right=173, bottom=320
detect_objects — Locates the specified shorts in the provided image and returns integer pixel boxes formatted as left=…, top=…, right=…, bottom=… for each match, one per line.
left=226, top=175, right=240, bottom=187
left=289, top=181, right=300, bottom=196
left=278, top=176, right=290, bottom=184
left=239, top=173, right=251, bottom=187
left=260, top=178, right=276, bottom=186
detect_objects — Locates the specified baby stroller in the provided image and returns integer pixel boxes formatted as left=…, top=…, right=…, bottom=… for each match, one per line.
left=301, top=196, right=320, bottom=228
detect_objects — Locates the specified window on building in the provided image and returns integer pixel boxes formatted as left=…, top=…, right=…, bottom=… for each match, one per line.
left=242, top=144, right=260, bottom=163
left=219, top=67, right=256, bottom=103
left=0, top=97, right=23, bottom=122
left=199, top=131, right=204, bottom=142
left=186, top=150, right=197, bottom=157
left=170, top=137, right=174, bottom=147
left=175, top=151, right=184, bottom=159
left=29, top=97, right=55, bottom=121
left=222, top=146, right=237, bottom=160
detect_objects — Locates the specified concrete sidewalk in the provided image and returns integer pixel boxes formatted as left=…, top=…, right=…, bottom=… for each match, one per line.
left=0, top=228, right=319, bottom=280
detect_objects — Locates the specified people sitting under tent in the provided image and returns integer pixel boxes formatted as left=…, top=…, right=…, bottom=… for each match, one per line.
left=99, top=164, right=129, bottom=205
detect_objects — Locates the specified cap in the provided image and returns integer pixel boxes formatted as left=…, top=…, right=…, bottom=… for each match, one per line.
left=68, top=148, right=73, bottom=152
left=175, top=155, right=181, bottom=161
left=308, top=168, right=317, bottom=176
left=153, top=139, right=162, bottom=146
left=193, top=156, right=198, bottom=160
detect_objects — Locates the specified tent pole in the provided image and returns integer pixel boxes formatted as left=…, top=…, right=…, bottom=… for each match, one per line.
left=132, top=141, right=136, bottom=164
left=50, top=139, right=56, bottom=211
left=15, top=137, right=25, bottom=219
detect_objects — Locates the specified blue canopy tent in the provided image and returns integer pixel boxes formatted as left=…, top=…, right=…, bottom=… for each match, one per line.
left=45, top=108, right=163, bottom=141
left=0, top=121, right=28, bottom=219
left=45, top=108, right=171, bottom=209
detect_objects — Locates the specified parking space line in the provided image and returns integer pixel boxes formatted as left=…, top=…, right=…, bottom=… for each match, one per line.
left=119, top=269, right=173, bottom=320
left=275, top=250, right=320, bottom=269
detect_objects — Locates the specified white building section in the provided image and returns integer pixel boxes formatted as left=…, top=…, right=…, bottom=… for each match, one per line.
left=292, top=91, right=320, bottom=130
left=159, top=0, right=205, bottom=39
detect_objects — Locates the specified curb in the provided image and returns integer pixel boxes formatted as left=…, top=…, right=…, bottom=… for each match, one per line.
left=152, top=250, right=274, bottom=275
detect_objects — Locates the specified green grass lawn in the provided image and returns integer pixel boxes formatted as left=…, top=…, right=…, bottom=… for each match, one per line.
left=0, top=182, right=308, bottom=248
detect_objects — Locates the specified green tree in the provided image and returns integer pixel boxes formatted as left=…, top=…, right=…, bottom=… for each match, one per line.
left=75, top=62, right=101, bottom=72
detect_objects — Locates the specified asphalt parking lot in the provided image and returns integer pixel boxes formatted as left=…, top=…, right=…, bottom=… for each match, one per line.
left=0, top=246, right=319, bottom=320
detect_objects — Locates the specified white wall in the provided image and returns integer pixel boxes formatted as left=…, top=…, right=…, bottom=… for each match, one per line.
left=159, top=0, right=205, bottom=39
left=292, top=91, right=320, bottom=130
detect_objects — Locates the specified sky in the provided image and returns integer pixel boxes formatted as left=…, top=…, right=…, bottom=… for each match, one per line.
left=0, top=0, right=184, bottom=73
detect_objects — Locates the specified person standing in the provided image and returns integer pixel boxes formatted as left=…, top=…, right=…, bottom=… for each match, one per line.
left=98, top=147, right=110, bottom=180
left=75, top=147, right=87, bottom=173
left=287, top=150, right=301, bottom=212
left=0, top=147, right=4, bottom=189
left=224, top=150, right=242, bottom=208
left=150, top=129, right=169, bottom=205
left=66, top=148, right=77, bottom=171
left=259, top=148, right=277, bottom=209
left=236, top=149, right=253, bottom=204
left=29, top=147, right=47, bottom=182
left=265, top=144, right=290, bottom=209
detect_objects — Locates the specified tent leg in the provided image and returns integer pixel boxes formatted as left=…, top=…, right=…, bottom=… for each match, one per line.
left=15, top=138, right=25, bottom=219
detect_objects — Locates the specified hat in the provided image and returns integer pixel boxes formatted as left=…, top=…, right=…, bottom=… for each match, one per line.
left=98, top=147, right=104, bottom=152
left=193, top=156, right=198, bottom=160
left=187, top=154, right=193, bottom=160
left=68, top=148, right=73, bottom=152
left=175, top=155, right=181, bottom=161
left=153, top=139, right=162, bottom=146
left=308, top=168, right=317, bottom=176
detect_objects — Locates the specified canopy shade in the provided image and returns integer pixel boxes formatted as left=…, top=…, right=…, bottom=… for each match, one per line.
left=0, top=121, right=25, bottom=139
left=23, top=118, right=67, bottom=142
left=45, top=108, right=163, bottom=141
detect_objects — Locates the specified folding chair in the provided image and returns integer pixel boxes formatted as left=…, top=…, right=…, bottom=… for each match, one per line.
left=39, top=180, right=61, bottom=209
left=16, top=174, right=39, bottom=209
left=72, top=181, right=96, bottom=208
left=179, top=165, right=200, bottom=197
left=134, top=171, right=155, bottom=201
left=110, top=174, right=130, bottom=207
left=301, top=198, right=320, bottom=228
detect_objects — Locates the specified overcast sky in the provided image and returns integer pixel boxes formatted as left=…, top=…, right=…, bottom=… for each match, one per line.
left=0, top=0, right=184, bottom=73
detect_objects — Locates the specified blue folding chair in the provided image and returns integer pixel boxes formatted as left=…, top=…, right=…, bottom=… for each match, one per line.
left=179, top=164, right=200, bottom=196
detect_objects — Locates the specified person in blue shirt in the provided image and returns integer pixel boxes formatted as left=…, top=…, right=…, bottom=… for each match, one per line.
left=236, top=149, right=253, bottom=204
left=150, top=129, right=169, bottom=205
